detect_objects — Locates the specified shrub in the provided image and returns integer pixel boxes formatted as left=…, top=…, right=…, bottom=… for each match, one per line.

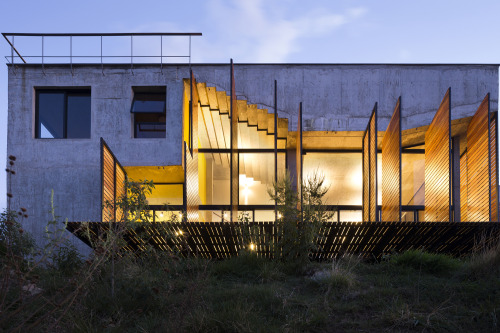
left=464, top=235, right=500, bottom=279
left=267, top=171, right=331, bottom=269
left=391, top=249, right=462, bottom=274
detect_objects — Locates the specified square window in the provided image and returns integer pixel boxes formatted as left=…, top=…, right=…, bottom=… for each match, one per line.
left=131, top=90, right=166, bottom=138
left=36, top=89, right=91, bottom=139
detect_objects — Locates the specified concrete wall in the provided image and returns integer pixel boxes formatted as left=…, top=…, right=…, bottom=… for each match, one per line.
left=6, top=63, right=499, bottom=250
left=190, top=64, right=498, bottom=132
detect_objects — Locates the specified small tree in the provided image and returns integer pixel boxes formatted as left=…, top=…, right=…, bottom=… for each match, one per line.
left=268, top=171, right=331, bottom=267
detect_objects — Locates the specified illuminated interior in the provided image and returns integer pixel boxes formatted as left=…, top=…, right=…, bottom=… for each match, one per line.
left=100, top=79, right=496, bottom=224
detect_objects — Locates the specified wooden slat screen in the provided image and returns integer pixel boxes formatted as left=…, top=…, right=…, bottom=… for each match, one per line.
left=115, top=165, right=126, bottom=221
left=68, top=221, right=500, bottom=260
left=460, top=151, right=468, bottom=221
left=425, top=89, right=451, bottom=222
left=297, top=102, right=303, bottom=210
left=362, top=104, right=378, bottom=221
left=185, top=71, right=200, bottom=222
left=490, top=113, right=498, bottom=221
left=382, top=98, right=402, bottom=222
left=464, top=94, right=491, bottom=221
left=101, top=138, right=127, bottom=222
left=363, top=129, right=369, bottom=221
left=230, top=60, right=239, bottom=221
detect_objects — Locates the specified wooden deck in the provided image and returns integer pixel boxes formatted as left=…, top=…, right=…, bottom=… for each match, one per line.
left=66, top=221, right=500, bottom=260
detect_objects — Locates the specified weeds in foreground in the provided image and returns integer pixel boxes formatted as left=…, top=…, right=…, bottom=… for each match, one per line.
left=391, top=249, right=463, bottom=274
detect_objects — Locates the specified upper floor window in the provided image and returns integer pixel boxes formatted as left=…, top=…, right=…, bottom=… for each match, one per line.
left=131, top=87, right=166, bottom=138
left=35, top=89, right=91, bottom=139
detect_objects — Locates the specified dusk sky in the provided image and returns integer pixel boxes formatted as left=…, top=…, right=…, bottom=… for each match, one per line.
left=1, top=0, right=500, bottom=211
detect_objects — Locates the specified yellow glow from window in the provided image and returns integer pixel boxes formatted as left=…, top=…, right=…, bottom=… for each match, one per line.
left=239, top=174, right=255, bottom=205
left=249, top=243, right=255, bottom=251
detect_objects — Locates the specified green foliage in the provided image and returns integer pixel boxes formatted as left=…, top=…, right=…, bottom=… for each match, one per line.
left=391, top=249, right=462, bottom=274
left=310, top=255, right=360, bottom=291
left=267, top=171, right=331, bottom=268
left=50, top=244, right=82, bottom=275
left=0, top=210, right=35, bottom=263
left=463, top=237, right=500, bottom=279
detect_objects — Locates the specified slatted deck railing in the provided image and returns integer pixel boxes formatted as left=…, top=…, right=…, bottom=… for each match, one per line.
left=66, top=221, right=500, bottom=260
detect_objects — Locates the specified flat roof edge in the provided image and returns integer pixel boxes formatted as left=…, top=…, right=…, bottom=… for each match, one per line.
left=6, top=63, right=500, bottom=67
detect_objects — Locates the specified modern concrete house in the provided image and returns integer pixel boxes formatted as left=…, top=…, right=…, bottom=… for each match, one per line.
left=4, top=33, right=500, bottom=255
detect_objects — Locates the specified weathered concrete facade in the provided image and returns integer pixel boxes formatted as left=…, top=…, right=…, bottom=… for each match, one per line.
left=6, top=63, right=499, bottom=249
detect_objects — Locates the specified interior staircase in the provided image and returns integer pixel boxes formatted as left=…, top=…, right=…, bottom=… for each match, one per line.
left=194, top=82, right=289, bottom=184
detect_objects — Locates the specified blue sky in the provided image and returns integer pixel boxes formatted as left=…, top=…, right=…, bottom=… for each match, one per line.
left=1, top=0, right=500, bottom=210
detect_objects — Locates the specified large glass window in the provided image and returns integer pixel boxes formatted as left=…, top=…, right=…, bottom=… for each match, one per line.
left=36, top=90, right=91, bottom=139
left=303, top=152, right=362, bottom=206
left=401, top=152, right=425, bottom=206
left=131, top=90, right=166, bottom=138
left=239, top=152, right=286, bottom=205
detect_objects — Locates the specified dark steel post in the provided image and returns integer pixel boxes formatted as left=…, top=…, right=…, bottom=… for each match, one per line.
left=41, top=35, right=44, bottom=74
left=101, top=36, right=103, bottom=75
left=274, top=80, right=278, bottom=221
left=130, top=35, right=133, bottom=74
left=70, top=36, right=73, bottom=75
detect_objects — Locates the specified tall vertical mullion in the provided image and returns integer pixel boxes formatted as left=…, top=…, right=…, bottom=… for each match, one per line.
left=113, top=161, right=117, bottom=222
left=274, top=80, right=278, bottom=221
left=424, top=88, right=451, bottom=222
left=230, top=59, right=239, bottom=222
left=297, top=102, right=303, bottom=213
left=362, top=128, right=368, bottom=221
left=372, top=104, right=378, bottom=222
left=100, top=138, right=104, bottom=222
left=488, top=97, right=491, bottom=221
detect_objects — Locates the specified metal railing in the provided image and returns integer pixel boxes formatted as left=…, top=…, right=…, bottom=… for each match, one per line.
left=2, top=32, right=202, bottom=73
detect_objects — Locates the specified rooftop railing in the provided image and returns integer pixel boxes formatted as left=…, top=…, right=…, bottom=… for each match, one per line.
left=2, top=32, right=202, bottom=73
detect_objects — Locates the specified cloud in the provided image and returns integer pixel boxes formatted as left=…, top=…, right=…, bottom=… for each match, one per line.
left=200, top=0, right=368, bottom=62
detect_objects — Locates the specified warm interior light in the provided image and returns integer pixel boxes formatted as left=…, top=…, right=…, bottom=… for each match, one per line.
left=249, top=243, right=255, bottom=251
left=277, top=212, right=282, bottom=219
left=159, top=212, right=164, bottom=218
left=240, top=174, right=254, bottom=205
left=175, top=230, right=183, bottom=236
left=223, top=212, right=228, bottom=219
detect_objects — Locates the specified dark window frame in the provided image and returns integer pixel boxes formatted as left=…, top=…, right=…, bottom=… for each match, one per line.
left=131, top=91, right=166, bottom=139
left=35, top=89, right=91, bottom=139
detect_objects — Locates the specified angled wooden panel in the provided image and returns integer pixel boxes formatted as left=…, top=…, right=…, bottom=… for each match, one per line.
left=490, top=112, right=498, bottom=221
left=230, top=60, right=239, bottom=221
left=460, top=151, right=468, bottom=222
left=362, top=103, right=378, bottom=222
left=185, top=71, right=199, bottom=222
left=382, top=98, right=402, bottom=222
left=115, top=163, right=126, bottom=221
left=425, top=89, right=451, bottom=222
left=465, top=94, right=491, bottom=222
left=297, top=102, right=303, bottom=211
left=101, top=138, right=127, bottom=222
